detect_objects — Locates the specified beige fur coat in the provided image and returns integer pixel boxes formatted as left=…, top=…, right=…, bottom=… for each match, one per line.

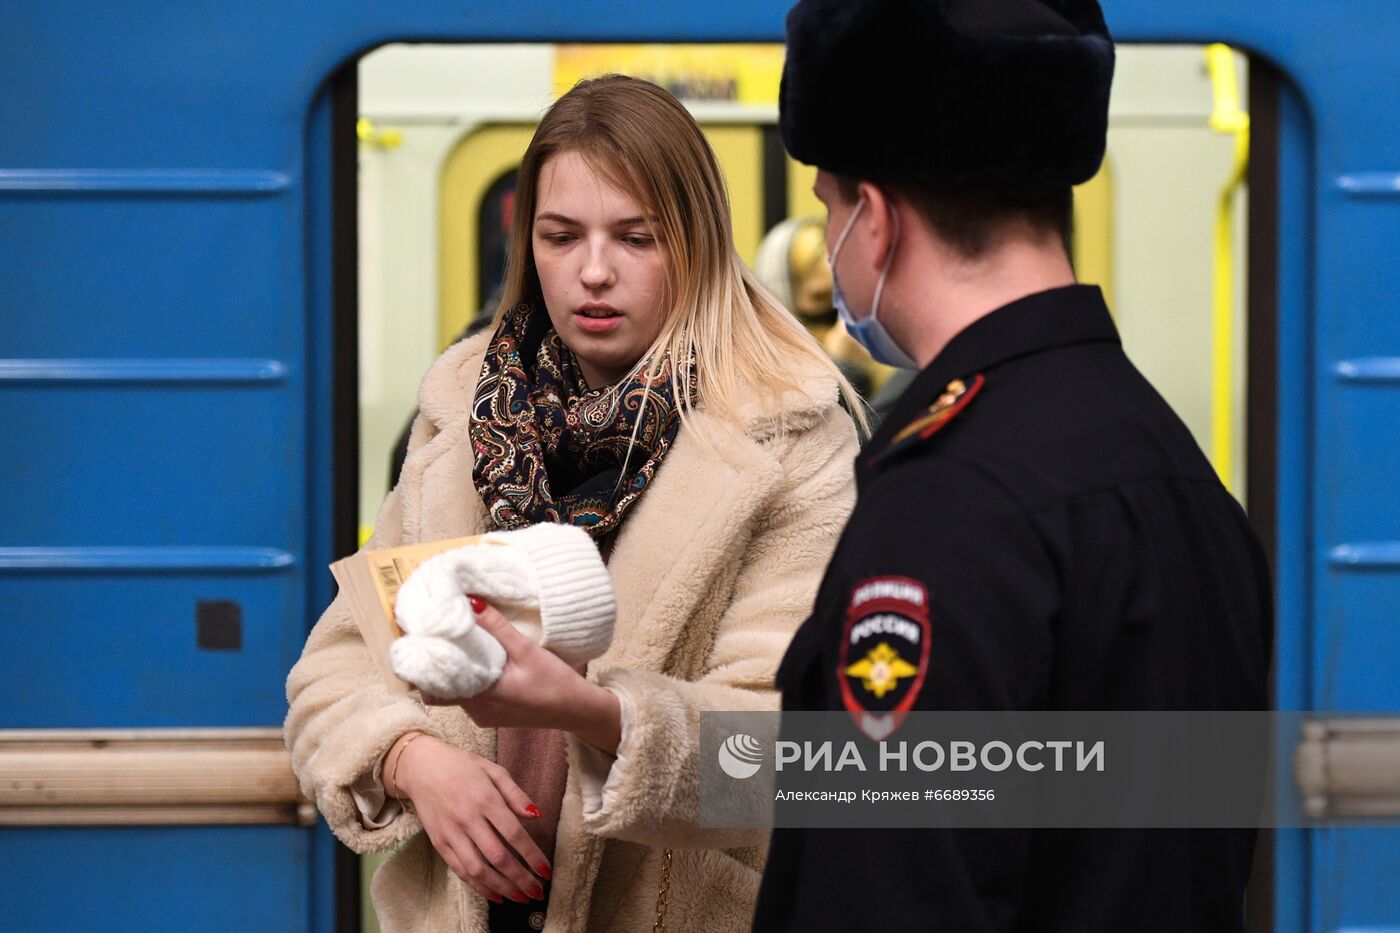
left=285, top=331, right=858, bottom=932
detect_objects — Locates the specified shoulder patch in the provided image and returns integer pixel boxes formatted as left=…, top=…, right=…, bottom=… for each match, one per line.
left=837, top=575, right=931, bottom=740
left=871, top=373, right=984, bottom=468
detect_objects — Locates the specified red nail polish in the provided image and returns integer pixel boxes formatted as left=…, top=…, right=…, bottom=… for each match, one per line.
left=469, top=596, right=487, bottom=614
left=524, top=804, right=542, bottom=818
left=528, top=884, right=544, bottom=900
left=487, top=893, right=503, bottom=905
left=509, top=891, right=529, bottom=904
left=535, top=862, right=552, bottom=880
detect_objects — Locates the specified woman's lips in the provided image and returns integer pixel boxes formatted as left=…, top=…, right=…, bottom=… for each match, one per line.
left=574, top=307, right=623, bottom=334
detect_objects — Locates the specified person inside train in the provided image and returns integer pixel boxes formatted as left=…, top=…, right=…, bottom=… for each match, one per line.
left=285, top=74, right=864, bottom=933
left=754, top=215, right=883, bottom=401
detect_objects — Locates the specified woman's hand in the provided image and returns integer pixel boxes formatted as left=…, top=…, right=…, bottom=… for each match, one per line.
left=424, top=599, right=622, bottom=754
left=389, top=733, right=551, bottom=905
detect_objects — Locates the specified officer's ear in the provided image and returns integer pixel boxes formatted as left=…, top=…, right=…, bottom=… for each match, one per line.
left=855, top=180, right=899, bottom=271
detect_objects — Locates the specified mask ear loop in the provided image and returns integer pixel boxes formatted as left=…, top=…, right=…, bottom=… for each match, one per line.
left=869, top=203, right=901, bottom=324
left=829, top=196, right=866, bottom=267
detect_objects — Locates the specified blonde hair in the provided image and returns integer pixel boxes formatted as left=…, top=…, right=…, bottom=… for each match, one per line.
left=495, top=75, right=868, bottom=436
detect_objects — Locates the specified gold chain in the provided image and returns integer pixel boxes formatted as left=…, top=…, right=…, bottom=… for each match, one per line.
left=652, top=847, right=673, bottom=932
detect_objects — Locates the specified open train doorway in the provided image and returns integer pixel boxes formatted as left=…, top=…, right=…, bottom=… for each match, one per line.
left=341, top=41, right=1272, bottom=933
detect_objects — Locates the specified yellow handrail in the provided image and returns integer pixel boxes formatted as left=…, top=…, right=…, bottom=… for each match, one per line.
left=1205, top=44, right=1249, bottom=496
left=357, top=117, right=404, bottom=151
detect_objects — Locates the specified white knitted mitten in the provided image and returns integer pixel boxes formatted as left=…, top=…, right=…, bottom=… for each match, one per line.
left=389, top=524, right=616, bottom=699
left=388, top=547, right=509, bottom=699
left=480, top=523, right=616, bottom=666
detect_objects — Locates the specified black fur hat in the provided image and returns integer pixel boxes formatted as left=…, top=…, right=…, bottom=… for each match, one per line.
left=780, top=0, right=1115, bottom=189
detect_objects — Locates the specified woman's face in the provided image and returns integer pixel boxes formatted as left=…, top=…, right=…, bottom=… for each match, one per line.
left=532, top=151, right=669, bottom=387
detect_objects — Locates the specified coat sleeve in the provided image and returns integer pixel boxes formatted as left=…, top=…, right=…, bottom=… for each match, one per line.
left=569, top=405, right=859, bottom=849
left=283, top=416, right=446, bottom=854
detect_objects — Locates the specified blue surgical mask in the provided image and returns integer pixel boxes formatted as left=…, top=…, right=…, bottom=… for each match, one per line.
left=829, top=196, right=919, bottom=369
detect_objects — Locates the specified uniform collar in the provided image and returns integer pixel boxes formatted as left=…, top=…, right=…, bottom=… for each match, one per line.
left=864, top=284, right=1118, bottom=465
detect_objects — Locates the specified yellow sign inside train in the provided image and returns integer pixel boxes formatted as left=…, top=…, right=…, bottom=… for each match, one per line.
left=554, top=45, right=785, bottom=105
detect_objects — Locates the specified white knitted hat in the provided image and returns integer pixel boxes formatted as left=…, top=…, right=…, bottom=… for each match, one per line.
left=389, top=523, right=616, bottom=698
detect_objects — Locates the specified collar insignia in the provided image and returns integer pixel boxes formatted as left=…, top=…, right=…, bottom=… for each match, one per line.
left=872, top=373, right=985, bottom=467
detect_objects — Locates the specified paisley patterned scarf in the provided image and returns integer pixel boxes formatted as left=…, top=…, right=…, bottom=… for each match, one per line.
left=470, top=302, right=690, bottom=540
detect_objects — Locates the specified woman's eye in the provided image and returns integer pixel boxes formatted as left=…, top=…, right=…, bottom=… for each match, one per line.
left=542, top=233, right=573, bottom=245
left=623, top=234, right=654, bottom=247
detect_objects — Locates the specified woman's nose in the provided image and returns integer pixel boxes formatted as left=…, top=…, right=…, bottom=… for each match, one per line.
left=580, top=242, right=614, bottom=289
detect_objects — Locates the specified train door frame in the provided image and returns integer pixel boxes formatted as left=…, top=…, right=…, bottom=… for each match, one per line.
left=328, top=59, right=366, bottom=933
left=1243, top=58, right=1281, bottom=933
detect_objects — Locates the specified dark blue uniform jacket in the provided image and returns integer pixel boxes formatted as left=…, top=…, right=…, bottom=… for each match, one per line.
left=753, top=285, right=1273, bottom=933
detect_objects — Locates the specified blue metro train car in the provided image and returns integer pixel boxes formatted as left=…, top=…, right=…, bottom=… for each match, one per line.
left=1, top=2, right=1398, bottom=930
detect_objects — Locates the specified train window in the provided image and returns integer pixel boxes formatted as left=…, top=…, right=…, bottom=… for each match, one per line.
left=477, top=168, right=518, bottom=325
left=350, top=39, right=1261, bottom=932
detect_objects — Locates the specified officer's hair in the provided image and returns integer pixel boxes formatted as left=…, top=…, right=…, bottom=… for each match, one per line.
left=834, top=177, right=1074, bottom=262
left=497, top=75, right=869, bottom=436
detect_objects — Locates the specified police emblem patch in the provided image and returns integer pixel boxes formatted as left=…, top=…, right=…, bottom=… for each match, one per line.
left=837, top=576, right=931, bottom=740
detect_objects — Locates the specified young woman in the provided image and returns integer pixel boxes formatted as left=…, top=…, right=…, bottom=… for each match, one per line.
left=285, top=76, right=862, bottom=933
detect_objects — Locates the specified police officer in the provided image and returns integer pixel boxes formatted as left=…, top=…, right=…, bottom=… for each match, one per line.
left=753, top=1, right=1273, bottom=930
